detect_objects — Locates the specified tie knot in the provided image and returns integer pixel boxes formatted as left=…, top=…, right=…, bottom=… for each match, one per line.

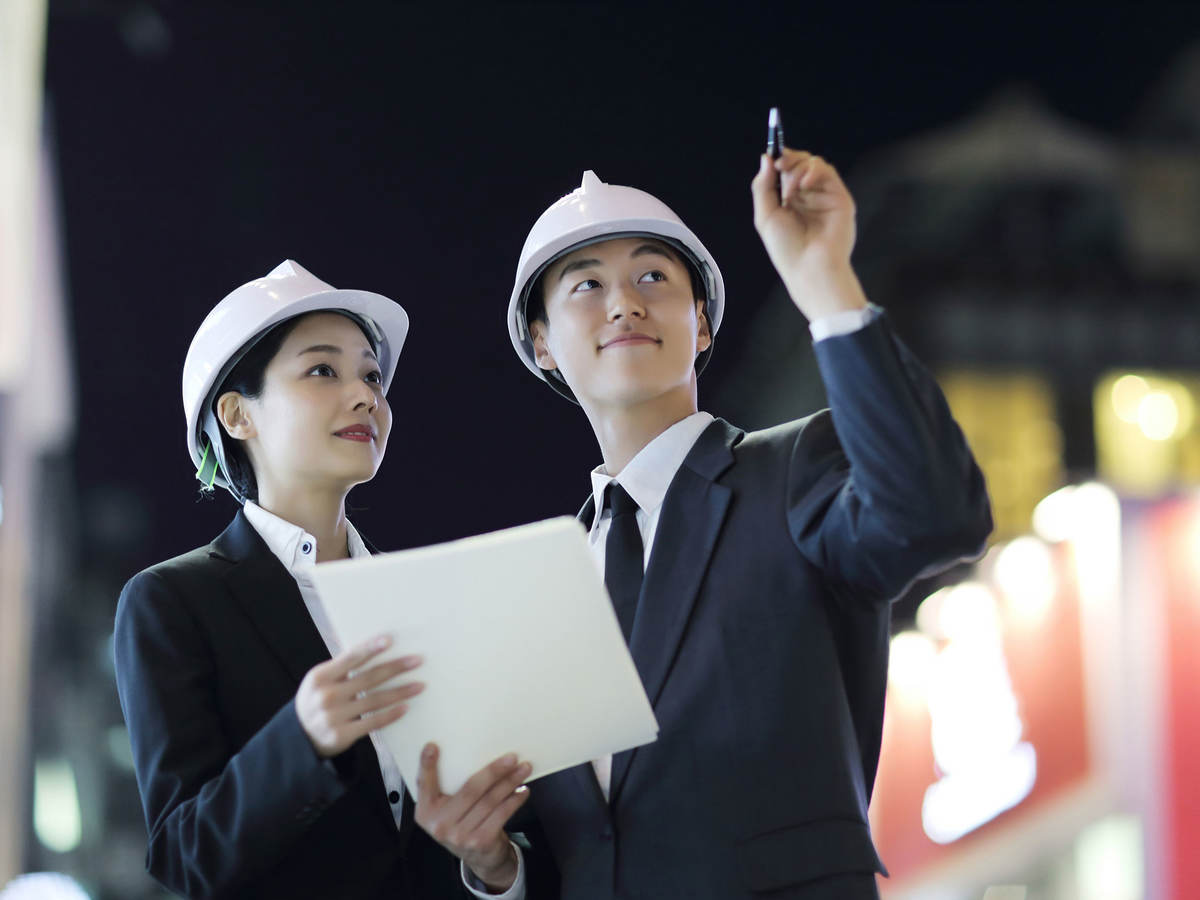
left=605, top=483, right=639, bottom=517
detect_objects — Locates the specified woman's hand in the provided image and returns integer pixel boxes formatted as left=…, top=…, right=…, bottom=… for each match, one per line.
left=416, top=743, right=532, bottom=892
left=295, top=635, right=424, bottom=758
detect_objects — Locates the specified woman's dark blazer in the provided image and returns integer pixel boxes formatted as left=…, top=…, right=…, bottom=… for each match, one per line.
left=114, top=510, right=468, bottom=899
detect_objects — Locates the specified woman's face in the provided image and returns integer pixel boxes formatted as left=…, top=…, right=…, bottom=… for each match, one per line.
left=234, top=312, right=392, bottom=498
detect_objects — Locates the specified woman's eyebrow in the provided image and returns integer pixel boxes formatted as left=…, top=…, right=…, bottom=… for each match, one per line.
left=298, top=344, right=378, bottom=361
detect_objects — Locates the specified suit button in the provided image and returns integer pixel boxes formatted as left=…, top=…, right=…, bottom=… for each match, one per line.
left=389, top=791, right=401, bottom=804
left=600, top=824, right=613, bottom=840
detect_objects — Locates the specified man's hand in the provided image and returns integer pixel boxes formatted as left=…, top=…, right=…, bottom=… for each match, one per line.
left=415, top=743, right=532, bottom=893
left=750, top=147, right=869, bottom=321
left=295, top=635, right=424, bottom=758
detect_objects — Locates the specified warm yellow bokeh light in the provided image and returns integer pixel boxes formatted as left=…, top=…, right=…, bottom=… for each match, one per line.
left=1111, top=374, right=1149, bottom=424
left=1137, top=391, right=1180, bottom=441
left=1096, top=371, right=1200, bottom=496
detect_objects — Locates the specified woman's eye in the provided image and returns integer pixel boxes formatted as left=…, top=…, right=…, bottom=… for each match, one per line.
left=571, top=278, right=601, bottom=293
left=308, top=363, right=336, bottom=377
left=638, top=270, right=667, bottom=284
left=365, top=370, right=383, bottom=385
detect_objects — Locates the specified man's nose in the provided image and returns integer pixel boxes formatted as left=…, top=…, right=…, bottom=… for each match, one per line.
left=606, top=284, right=646, bottom=321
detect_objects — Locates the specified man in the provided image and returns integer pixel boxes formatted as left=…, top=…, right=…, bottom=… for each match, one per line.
left=501, top=150, right=992, bottom=899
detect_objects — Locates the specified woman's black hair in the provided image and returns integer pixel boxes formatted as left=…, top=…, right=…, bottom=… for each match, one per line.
left=211, top=311, right=377, bottom=503
left=211, top=317, right=305, bottom=503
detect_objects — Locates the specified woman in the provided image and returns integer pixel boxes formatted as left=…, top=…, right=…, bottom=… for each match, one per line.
left=114, top=261, right=527, bottom=899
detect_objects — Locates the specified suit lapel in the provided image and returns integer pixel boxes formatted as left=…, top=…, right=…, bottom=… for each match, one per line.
left=210, top=510, right=332, bottom=686
left=606, top=419, right=741, bottom=805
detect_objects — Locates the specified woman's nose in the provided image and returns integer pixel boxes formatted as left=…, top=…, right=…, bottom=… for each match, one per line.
left=352, top=381, right=378, bottom=412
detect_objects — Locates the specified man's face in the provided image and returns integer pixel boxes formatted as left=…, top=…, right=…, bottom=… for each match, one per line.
left=530, top=237, right=711, bottom=409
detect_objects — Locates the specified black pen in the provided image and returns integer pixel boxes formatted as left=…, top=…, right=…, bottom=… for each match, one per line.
left=767, top=107, right=784, bottom=198
left=766, top=107, right=784, bottom=160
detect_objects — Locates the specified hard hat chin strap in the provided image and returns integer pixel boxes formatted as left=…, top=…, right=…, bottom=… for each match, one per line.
left=195, top=438, right=220, bottom=491
left=196, top=412, right=248, bottom=504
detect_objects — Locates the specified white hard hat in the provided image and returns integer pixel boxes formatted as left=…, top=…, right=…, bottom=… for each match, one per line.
left=181, top=259, right=409, bottom=501
left=507, top=170, right=725, bottom=402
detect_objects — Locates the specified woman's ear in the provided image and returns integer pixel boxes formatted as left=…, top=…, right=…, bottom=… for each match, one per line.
left=695, top=301, right=712, bottom=354
left=530, top=321, right=558, bottom=372
left=216, top=392, right=256, bottom=440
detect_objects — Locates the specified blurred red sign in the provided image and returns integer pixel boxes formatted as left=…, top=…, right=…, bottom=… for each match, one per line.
left=870, top=540, right=1092, bottom=883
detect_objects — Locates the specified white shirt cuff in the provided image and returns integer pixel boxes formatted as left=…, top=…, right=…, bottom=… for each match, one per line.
left=461, top=842, right=526, bottom=900
left=809, top=304, right=879, bottom=341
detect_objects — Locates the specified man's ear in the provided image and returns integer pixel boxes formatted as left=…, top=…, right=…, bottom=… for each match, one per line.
left=216, top=391, right=256, bottom=440
left=530, top=320, right=558, bottom=372
left=695, top=300, right=712, bottom=354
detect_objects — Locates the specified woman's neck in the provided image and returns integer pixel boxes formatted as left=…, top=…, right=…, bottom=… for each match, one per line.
left=254, top=482, right=352, bottom=562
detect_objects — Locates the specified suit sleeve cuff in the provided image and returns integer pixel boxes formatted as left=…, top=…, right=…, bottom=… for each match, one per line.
left=809, top=304, right=881, bottom=342
left=461, top=842, right=526, bottom=899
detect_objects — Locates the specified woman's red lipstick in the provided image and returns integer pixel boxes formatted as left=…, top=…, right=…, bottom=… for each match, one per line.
left=333, top=425, right=375, bottom=442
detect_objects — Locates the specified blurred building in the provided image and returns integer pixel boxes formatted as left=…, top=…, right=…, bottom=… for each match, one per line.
left=722, top=48, right=1200, bottom=515
left=714, top=41, right=1200, bottom=900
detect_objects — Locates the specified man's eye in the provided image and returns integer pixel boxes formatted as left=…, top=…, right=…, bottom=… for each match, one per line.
left=571, top=278, right=601, bottom=293
left=308, top=364, right=336, bottom=377
left=365, top=370, right=383, bottom=384
left=638, top=270, right=667, bottom=283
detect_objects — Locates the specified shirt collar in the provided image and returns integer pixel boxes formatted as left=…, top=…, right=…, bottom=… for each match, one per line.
left=588, top=411, right=714, bottom=530
left=243, top=501, right=369, bottom=575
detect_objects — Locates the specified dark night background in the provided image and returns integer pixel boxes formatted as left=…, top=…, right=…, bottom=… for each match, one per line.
left=17, top=3, right=1200, bottom=895
left=44, top=2, right=1200, bottom=574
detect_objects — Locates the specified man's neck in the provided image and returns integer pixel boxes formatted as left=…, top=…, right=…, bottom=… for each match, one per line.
left=584, top=386, right=699, bottom=475
left=255, top=481, right=352, bottom=562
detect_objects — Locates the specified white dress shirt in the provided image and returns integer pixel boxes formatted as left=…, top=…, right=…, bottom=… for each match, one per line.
left=242, top=502, right=525, bottom=900
left=584, top=411, right=714, bottom=798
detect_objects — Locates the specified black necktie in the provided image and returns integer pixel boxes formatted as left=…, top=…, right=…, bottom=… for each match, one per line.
left=604, top=483, right=644, bottom=645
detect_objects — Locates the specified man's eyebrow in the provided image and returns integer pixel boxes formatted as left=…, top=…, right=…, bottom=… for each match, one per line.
left=298, top=344, right=378, bottom=360
left=556, top=257, right=602, bottom=283
left=630, top=243, right=677, bottom=262
left=555, top=244, right=678, bottom=284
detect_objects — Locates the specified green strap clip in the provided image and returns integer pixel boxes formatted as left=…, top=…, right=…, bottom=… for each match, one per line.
left=195, top=439, right=220, bottom=489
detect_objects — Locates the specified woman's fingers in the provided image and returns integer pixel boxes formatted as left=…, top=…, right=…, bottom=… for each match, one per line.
left=345, top=681, right=425, bottom=719
left=455, top=760, right=532, bottom=835
left=343, top=695, right=412, bottom=740
left=345, top=654, right=423, bottom=693
left=296, top=637, right=422, bottom=757
left=312, top=634, right=393, bottom=684
left=474, top=786, right=531, bottom=842
left=414, top=745, right=530, bottom=887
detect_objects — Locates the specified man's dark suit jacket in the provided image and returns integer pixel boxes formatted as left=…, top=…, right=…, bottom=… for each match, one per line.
left=521, top=315, right=993, bottom=899
left=114, top=512, right=468, bottom=899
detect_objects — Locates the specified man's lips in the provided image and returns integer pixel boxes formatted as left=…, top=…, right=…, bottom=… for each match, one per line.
left=600, top=333, right=660, bottom=350
left=333, top=425, right=377, bottom=442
